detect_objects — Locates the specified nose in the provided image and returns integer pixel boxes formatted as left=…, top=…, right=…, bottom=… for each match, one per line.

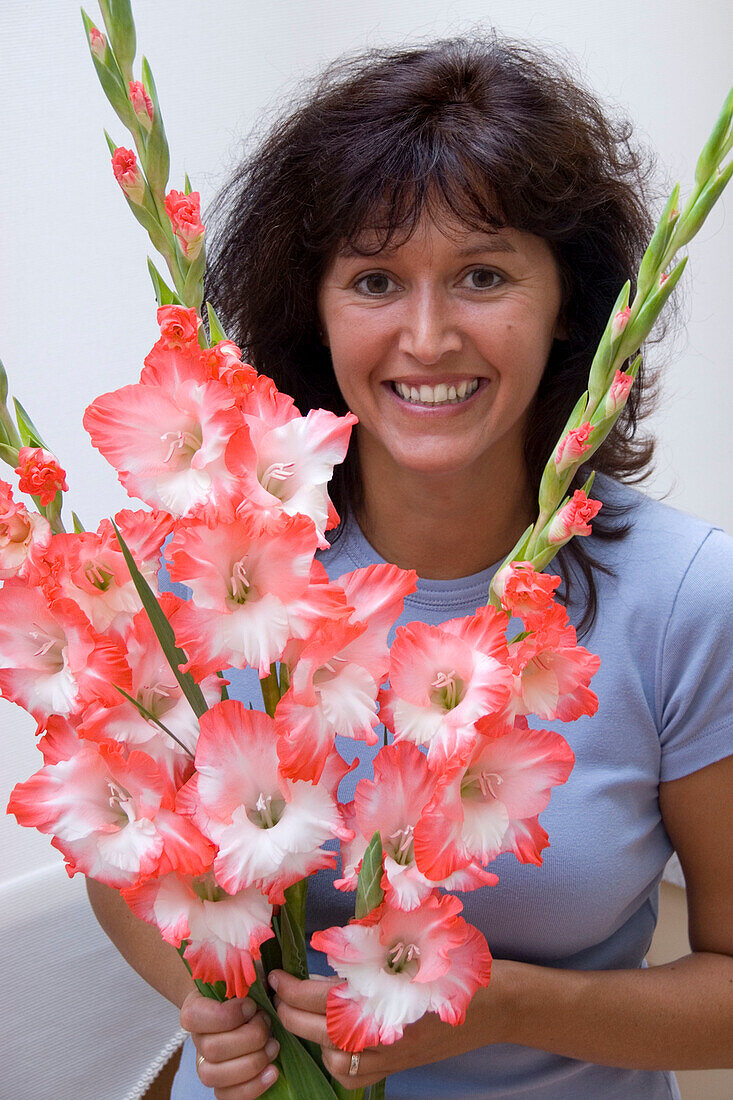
left=398, top=287, right=462, bottom=364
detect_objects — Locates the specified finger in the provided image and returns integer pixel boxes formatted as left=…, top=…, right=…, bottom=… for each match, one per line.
left=194, top=1010, right=272, bottom=1064
left=322, top=1047, right=385, bottom=1090
left=212, top=1062, right=279, bottom=1099
left=180, top=990, right=256, bottom=1034
left=196, top=1039, right=280, bottom=1091
left=268, top=970, right=337, bottom=1013
left=275, top=999, right=332, bottom=1047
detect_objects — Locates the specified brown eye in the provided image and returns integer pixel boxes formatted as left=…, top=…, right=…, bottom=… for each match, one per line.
left=356, top=273, right=393, bottom=295
left=467, top=268, right=501, bottom=289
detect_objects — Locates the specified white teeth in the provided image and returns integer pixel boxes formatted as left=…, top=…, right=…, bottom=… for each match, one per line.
left=393, top=379, right=479, bottom=405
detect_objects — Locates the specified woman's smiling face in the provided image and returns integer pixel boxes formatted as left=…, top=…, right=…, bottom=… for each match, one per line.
left=317, top=211, right=565, bottom=488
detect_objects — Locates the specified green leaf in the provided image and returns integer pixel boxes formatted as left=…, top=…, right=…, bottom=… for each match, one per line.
left=113, top=684, right=195, bottom=757
left=184, top=172, right=193, bottom=195
left=98, top=0, right=136, bottom=79
left=368, top=1081, right=387, bottom=1100
left=259, top=665, right=281, bottom=718
left=694, top=85, right=733, bottom=184
left=248, top=979, right=343, bottom=1099
left=147, top=258, right=182, bottom=306
left=0, top=442, right=19, bottom=468
left=216, top=670, right=229, bottom=701
left=355, top=831, right=384, bottom=919
left=72, top=511, right=86, bottom=533
left=103, top=129, right=118, bottom=156
left=81, top=9, right=135, bottom=129
left=182, top=245, right=207, bottom=311
left=207, top=301, right=229, bottom=344
left=141, top=57, right=170, bottom=194
left=112, top=522, right=209, bottom=718
left=279, top=886, right=309, bottom=981
left=13, top=398, right=47, bottom=448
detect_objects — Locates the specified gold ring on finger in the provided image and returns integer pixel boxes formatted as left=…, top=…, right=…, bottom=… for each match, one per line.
left=348, top=1052, right=361, bottom=1076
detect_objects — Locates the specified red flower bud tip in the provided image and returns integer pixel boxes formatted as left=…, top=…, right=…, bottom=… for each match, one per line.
left=548, top=490, right=602, bottom=544
left=15, top=447, right=68, bottom=506
left=89, top=26, right=107, bottom=60
left=554, top=423, right=593, bottom=473
left=111, top=147, right=145, bottom=205
left=129, top=80, right=154, bottom=132
left=659, top=272, right=669, bottom=285
left=156, top=305, right=201, bottom=349
left=165, top=190, right=205, bottom=260
left=611, top=306, right=631, bottom=340
left=604, top=369, right=634, bottom=418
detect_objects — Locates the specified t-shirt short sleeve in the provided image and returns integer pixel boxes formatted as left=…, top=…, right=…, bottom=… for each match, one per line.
left=657, top=526, right=733, bottom=781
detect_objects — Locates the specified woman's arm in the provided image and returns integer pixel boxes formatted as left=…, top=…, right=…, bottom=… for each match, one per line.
left=86, top=879, right=194, bottom=1007
left=273, top=753, right=733, bottom=1089
left=86, top=880, right=280, bottom=1098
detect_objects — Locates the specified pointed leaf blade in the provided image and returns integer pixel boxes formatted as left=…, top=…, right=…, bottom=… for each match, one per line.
left=112, top=521, right=208, bottom=718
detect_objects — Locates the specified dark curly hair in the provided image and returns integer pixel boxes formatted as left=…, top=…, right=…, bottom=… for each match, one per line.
left=204, top=34, right=660, bottom=630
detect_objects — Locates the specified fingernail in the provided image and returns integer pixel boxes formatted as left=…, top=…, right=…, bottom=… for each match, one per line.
left=242, top=999, right=257, bottom=1021
left=268, top=972, right=280, bottom=991
left=262, top=1065, right=278, bottom=1086
left=265, top=1038, right=280, bottom=1060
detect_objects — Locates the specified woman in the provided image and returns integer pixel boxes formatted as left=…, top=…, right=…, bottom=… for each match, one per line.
left=88, top=35, right=733, bottom=1099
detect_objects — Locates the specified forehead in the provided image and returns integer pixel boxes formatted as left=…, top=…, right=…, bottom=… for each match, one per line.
left=334, top=216, right=519, bottom=261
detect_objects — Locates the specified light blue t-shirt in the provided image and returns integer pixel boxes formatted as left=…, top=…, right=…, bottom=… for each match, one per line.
left=171, top=476, right=733, bottom=1099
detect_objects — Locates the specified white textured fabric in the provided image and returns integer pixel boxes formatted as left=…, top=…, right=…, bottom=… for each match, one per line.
left=1, top=864, right=181, bottom=1100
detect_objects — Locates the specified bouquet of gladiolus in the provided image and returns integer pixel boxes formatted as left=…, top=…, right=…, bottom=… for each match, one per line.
left=4, top=4, right=732, bottom=1098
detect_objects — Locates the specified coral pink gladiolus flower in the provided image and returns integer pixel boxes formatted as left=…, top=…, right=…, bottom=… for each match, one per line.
left=177, top=701, right=354, bottom=904
left=111, top=147, right=145, bottom=204
left=312, top=893, right=492, bottom=1051
left=8, top=720, right=214, bottom=888
left=414, top=719, right=575, bottom=877
left=129, top=80, right=154, bottom=131
left=225, top=375, right=357, bottom=546
left=276, top=562, right=417, bottom=782
left=336, top=743, right=498, bottom=911
left=168, top=511, right=348, bottom=675
left=547, top=490, right=602, bottom=544
left=611, top=306, right=632, bottom=339
left=84, top=350, right=245, bottom=522
left=379, top=607, right=513, bottom=770
left=507, top=605, right=600, bottom=722
left=123, top=872, right=274, bottom=998
left=15, top=446, right=68, bottom=506
left=165, top=190, right=205, bottom=259
left=0, top=479, right=51, bottom=581
left=492, top=561, right=561, bottom=620
left=553, top=423, right=593, bottom=473
left=0, top=583, right=131, bottom=725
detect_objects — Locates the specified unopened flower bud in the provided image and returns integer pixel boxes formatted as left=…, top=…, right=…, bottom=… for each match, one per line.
left=547, top=490, right=602, bottom=544
left=604, top=370, right=634, bottom=418
left=554, top=423, right=593, bottom=474
left=89, top=26, right=107, bottom=60
left=165, top=189, right=205, bottom=260
left=129, top=80, right=154, bottom=132
left=111, top=147, right=145, bottom=205
left=15, top=447, right=68, bottom=506
left=611, top=307, right=632, bottom=340
left=156, top=305, right=200, bottom=348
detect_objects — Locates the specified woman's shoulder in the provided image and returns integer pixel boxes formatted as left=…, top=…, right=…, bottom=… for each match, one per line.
left=591, top=473, right=733, bottom=584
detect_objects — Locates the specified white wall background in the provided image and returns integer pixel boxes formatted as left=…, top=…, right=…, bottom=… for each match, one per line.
left=0, top=2, right=730, bottom=1097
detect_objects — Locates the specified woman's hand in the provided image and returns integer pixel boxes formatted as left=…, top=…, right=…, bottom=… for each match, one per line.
left=269, top=967, right=506, bottom=1090
left=180, top=989, right=280, bottom=1098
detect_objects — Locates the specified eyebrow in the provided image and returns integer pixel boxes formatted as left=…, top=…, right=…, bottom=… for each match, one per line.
left=337, top=234, right=517, bottom=259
